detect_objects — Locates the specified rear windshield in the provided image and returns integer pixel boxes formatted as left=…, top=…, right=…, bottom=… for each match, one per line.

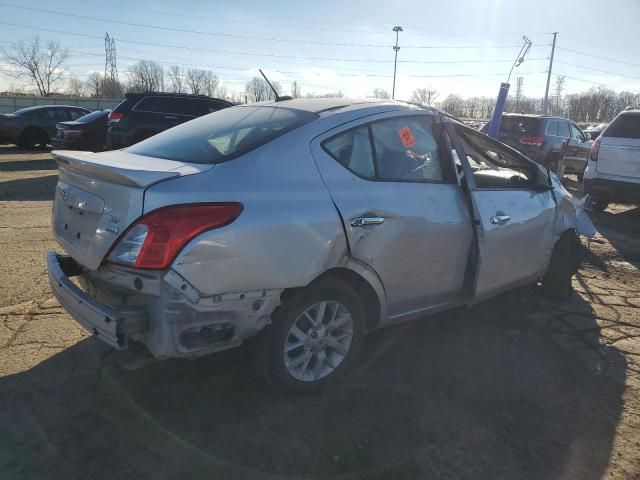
left=75, top=110, right=108, bottom=123
left=127, top=105, right=318, bottom=164
left=603, top=113, right=640, bottom=139
left=499, top=117, right=539, bottom=134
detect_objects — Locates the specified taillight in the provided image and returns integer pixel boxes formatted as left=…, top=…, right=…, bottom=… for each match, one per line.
left=108, top=111, right=124, bottom=123
left=107, top=203, right=243, bottom=270
left=519, top=135, right=545, bottom=146
left=63, top=129, right=83, bottom=137
left=590, top=138, right=601, bottom=162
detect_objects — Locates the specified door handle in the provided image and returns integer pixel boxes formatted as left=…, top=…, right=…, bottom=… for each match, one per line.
left=350, top=216, right=385, bottom=227
left=490, top=214, right=510, bottom=225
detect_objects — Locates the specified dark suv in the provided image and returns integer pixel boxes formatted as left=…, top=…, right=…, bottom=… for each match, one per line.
left=481, top=114, right=592, bottom=178
left=106, top=92, right=233, bottom=149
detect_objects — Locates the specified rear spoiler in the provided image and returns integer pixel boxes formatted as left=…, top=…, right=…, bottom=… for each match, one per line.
left=52, top=151, right=183, bottom=188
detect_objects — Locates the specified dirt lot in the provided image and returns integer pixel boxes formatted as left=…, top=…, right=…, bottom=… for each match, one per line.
left=0, top=144, right=639, bottom=479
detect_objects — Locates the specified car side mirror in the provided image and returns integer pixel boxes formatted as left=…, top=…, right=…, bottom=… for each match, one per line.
left=584, top=133, right=591, bottom=141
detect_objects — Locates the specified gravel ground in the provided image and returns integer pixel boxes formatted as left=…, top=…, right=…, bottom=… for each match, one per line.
left=0, top=145, right=639, bottom=479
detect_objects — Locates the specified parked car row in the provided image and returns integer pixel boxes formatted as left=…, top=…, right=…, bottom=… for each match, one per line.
left=0, top=92, right=233, bottom=151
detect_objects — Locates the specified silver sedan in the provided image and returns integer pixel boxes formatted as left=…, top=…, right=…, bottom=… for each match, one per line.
left=48, top=99, right=594, bottom=393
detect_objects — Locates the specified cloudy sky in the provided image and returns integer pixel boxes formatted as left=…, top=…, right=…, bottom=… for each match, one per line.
left=0, top=0, right=639, bottom=100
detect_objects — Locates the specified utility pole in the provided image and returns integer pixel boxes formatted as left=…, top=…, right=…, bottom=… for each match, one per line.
left=543, top=32, right=558, bottom=115
left=392, top=26, right=403, bottom=99
left=554, top=75, right=566, bottom=115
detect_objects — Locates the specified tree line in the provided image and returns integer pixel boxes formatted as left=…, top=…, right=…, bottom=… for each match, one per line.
left=2, top=36, right=638, bottom=123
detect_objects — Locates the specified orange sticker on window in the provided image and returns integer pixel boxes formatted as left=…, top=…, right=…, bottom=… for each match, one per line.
left=398, top=127, right=416, bottom=148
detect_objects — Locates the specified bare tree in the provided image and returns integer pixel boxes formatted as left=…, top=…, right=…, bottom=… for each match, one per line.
left=203, top=71, right=219, bottom=97
left=245, top=76, right=281, bottom=102
left=2, top=36, right=69, bottom=96
left=67, top=76, right=87, bottom=97
left=167, top=65, right=185, bottom=93
left=85, top=72, right=103, bottom=97
left=410, top=87, right=438, bottom=106
left=372, top=88, right=390, bottom=99
left=127, top=60, right=164, bottom=92
left=440, top=93, right=465, bottom=117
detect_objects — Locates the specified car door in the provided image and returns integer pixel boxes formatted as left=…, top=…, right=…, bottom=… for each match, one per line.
left=568, top=122, right=590, bottom=163
left=38, top=108, right=63, bottom=136
left=450, top=123, right=556, bottom=301
left=311, top=113, right=474, bottom=320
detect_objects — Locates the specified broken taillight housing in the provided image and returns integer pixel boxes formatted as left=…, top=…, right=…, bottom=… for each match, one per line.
left=107, top=203, right=243, bottom=270
left=589, top=138, right=601, bottom=162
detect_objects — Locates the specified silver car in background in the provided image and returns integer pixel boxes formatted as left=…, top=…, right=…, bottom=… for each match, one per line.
left=48, top=99, right=594, bottom=393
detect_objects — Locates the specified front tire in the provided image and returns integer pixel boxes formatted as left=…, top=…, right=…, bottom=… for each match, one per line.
left=541, top=231, right=583, bottom=301
left=252, top=279, right=365, bottom=394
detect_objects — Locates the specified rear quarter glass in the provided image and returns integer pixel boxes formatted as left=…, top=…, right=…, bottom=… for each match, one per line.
left=500, top=117, right=540, bottom=135
left=603, top=114, right=640, bottom=139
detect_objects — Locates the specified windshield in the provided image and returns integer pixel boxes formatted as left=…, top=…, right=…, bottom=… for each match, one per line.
left=127, top=105, right=318, bottom=164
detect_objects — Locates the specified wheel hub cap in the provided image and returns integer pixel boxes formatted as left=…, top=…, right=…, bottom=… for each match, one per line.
left=283, top=301, right=354, bottom=382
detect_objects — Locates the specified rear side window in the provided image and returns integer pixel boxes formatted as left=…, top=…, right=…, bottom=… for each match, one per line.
left=546, top=121, right=558, bottom=136
left=603, top=114, right=640, bottom=139
left=557, top=121, right=570, bottom=137
left=127, top=106, right=318, bottom=164
left=322, top=116, right=445, bottom=182
left=68, top=109, right=85, bottom=120
left=500, top=116, right=539, bottom=134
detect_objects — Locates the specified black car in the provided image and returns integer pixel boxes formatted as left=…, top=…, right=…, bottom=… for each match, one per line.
left=481, top=114, right=592, bottom=177
left=106, top=92, right=233, bottom=149
left=51, top=110, right=110, bottom=151
left=0, top=105, right=91, bottom=149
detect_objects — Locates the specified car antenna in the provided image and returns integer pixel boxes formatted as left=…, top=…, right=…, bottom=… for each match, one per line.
left=259, top=69, right=292, bottom=102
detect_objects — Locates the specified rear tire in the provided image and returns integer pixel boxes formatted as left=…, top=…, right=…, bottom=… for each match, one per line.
left=251, top=278, right=365, bottom=394
left=577, top=171, right=584, bottom=182
left=591, top=194, right=610, bottom=212
left=19, top=128, right=48, bottom=150
left=546, top=155, right=559, bottom=173
left=541, top=231, right=583, bottom=301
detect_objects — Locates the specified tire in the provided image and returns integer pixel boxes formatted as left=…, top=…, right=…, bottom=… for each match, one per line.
left=19, top=128, right=48, bottom=150
left=251, top=278, right=365, bottom=394
left=546, top=155, right=559, bottom=173
left=541, top=231, right=583, bottom=301
left=577, top=171, right=584, bottom=182
left=591, top=195, right=610, bottom=212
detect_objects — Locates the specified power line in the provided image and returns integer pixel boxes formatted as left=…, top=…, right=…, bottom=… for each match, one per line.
left=555, top=60, right=640, bottom=82
left=556, top=47, right=640, bottom=69
left=0, top=5, right=541, bottom=50
left=0, top=24, right=547, bottom=65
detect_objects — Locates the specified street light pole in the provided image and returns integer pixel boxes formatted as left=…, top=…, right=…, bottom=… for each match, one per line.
left=392, top=26, right=403, bottom=99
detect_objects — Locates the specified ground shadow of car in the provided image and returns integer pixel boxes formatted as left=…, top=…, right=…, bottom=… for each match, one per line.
left=0, top=288, right=626, bottom=480
left=591, top=207, right=640, bottom=269
left=0, top=175, right=57, bottom=201
left=0, top=159, right=57, bottom=172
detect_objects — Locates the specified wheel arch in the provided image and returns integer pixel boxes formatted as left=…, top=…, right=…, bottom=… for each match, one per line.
left=283, top=264, right=386, bottom=332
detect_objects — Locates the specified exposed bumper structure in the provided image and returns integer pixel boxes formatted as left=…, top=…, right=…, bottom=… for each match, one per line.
left=48, top=252, right=283, bottom=359
left=47, top=252, right=131, bottom=349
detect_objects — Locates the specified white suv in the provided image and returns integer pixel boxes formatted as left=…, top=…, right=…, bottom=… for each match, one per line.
left=584, top=109, right=640, bottom=211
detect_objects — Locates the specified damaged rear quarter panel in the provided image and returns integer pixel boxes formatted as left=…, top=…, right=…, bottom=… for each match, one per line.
left=144, top=133, right=350, bottom=296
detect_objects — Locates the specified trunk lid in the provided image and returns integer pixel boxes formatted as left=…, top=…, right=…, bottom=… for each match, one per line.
left=52, top=150, right=212, bottom=269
